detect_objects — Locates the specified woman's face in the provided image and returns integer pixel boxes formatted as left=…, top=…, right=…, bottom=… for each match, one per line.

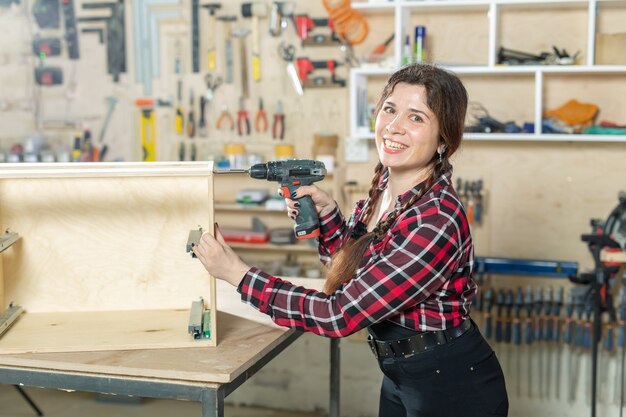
left=375, top=83, right=443, bottom=174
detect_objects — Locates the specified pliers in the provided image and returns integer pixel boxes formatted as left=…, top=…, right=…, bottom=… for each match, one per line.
left=215, top=104, right=234, bottom=131
left=255, top=98, right=268, bottom=133
left=273, top=100, right=285, bottom=140
left=237, top=97, right=251, bottom=136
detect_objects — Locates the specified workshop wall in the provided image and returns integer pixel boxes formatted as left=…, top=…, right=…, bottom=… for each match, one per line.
left=0, top=0, right=347, bottom=164
left=2, top=1, right=626, bottom=417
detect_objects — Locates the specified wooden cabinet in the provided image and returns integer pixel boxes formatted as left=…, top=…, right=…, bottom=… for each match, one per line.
left=0, top=162, right=217, bottom=353
left=349, top=0, right=626, bottom=142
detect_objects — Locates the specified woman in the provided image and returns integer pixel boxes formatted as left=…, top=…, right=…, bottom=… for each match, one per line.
left=193, top=63, right=508, bottom=417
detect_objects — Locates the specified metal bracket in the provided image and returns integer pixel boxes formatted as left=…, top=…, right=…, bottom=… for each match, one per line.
left=0, top=230, right=19, bottom=253
left=0, top=303, right=24, bottom=339
left=186, top=227, right=203, bottom=257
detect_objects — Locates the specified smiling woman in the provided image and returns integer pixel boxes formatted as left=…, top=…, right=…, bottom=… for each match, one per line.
left=193, top=63, right=508, bottom=417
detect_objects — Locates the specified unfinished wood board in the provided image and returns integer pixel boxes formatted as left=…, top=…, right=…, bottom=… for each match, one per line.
left=0, top=311, right=295, bottom=384
left=0, top=309, right=212, bottom=354
left=0, top=162, right=217, bottom=349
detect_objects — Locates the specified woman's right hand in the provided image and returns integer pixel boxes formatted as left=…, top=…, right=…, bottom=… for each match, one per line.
left=280, top=185, right=337, bottom=220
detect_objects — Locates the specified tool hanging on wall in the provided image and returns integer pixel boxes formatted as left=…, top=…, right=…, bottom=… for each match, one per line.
left=201, top=3, right=221, bottom=72
left=278, top=42, right=303, bottom=96
left=32, top=0, right=60, bottom=28
left=78, top=0, right=126, bottom=81
left=132, top=0, right=181, bottom=95
left=272, top=101, right=284, bottom=140
left=191, top=0, right=200, bottom=72
left=217, top=15, right=237, bottom=84
left=296, top=57, right=345, bottom=88
left=62, top=0, right=80, bottom=59
left=32, top=37, right=62, bottom=57
left=553, top=287, right=564, bottom=400
left=187, top=90, right=195, bottom=138
left=523, top=286, right=533, bottom=398
left=204, top=73, right=222, bottom=104
left=293, top=14, right=340, bottom=46
left=255, top=98, right=267, bottom=133
left=232, top=28, right=251, bottom=98
left=237, top=97, right=250, bottom=136
left=135, top=98, right=156, bottom=161
left=269, top=1, right=294, bottom=37
left=216, top=105, right=234, bottom=131
left=198, top=95, right=207, bottom=138
left=513, top=287, right=523, bottom=397
left=241, top=2, right=267, bottom=82
left=34, top=66, right=63, bottom=85
left=98, top=96, right=118, bottom=146
left=320, top=0, right=369, bottom=45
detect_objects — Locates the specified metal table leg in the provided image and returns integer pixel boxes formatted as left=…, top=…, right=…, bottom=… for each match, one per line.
left=201, top=388, right=224, bottom=417
left=330, top=338, right=340, bottom=417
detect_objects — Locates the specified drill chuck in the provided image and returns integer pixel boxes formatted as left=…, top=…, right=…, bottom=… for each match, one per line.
left=249, top=163, right=268, bottom=179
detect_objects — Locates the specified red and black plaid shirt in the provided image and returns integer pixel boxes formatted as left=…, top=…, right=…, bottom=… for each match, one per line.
left=237, top=169, right=477, bottom=337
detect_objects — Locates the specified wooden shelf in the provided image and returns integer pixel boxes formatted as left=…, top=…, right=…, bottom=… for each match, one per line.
left=229, top=242, right=317, bottom=253
left=350, top=131, right=626, bottom=142
left=348, top=1, right=626, bottom=142
left=215, top=203, right=286, bottom=213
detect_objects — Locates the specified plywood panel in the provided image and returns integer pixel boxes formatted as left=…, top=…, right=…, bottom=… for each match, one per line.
left=0, top=309, right=212, bottom=354
left=0, top=162, right=217, bottom=349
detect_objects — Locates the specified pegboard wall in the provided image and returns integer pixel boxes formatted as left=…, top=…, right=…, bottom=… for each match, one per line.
left=0, top=0, right=357, bottom=164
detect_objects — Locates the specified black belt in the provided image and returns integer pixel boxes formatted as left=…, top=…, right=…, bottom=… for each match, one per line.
left=367, top=319, right=473, bottom=359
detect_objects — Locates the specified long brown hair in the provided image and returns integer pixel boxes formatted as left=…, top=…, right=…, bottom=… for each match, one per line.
left=323, top=64, right=468, bottom=294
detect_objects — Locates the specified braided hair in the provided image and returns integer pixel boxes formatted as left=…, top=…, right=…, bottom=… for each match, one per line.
left=323, top=64, right=468, bottom=294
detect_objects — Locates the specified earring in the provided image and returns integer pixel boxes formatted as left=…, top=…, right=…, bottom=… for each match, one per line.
left=438, top=151, right=443, bottom=163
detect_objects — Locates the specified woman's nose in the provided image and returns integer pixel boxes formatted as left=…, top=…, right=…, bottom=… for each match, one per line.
left=386, top=114, right=405, bottom=133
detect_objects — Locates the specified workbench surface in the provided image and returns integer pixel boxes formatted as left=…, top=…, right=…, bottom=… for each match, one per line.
left=0, top=278, right=321, bottom=385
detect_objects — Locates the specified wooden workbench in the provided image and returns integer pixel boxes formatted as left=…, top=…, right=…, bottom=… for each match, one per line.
left=0, top=279, right=330, bottom=417
left=0, top=163, right=333, bottom=417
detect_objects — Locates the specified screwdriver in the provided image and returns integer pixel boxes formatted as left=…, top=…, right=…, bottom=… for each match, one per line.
left=370, top=33, right=394, bottom=56
left=524, top=286, right=533, bottom=397
left=554, top=287, right=564, bottom=399
left=543, top=287, right=553, bottom=398
left=187, top=90, right=196, bottom=138
left=495, top=289, right=505, bottom=345
left=198, top=96, right=207, bottom=138
left=175, top=80, right=184, bottom=135
left=504, top=289, right=514, bottom=344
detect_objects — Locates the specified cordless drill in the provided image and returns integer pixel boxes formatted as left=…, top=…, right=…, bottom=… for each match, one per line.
left=219, top=159, right=327, bottom=239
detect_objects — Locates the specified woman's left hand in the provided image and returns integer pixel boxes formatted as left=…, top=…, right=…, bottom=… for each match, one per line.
left=192, top=224, right=251, bottom=287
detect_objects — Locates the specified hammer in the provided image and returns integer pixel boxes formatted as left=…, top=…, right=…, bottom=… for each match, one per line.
left=241, top=2, right=267, bottom=82
left=217, top=15, right=237, bottom=83
left=201, top=3, right=222, bottom=72
left=231, top=27, right=251, bottom=99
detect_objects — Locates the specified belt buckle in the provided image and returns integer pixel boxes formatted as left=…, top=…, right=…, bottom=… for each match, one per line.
left=367, top=335, right=379, bottom=359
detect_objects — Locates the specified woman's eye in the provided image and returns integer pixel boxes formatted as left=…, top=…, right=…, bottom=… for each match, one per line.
left=383, top=106, right=395, bottom=114
left=410, top=114, right=423, bottom=122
